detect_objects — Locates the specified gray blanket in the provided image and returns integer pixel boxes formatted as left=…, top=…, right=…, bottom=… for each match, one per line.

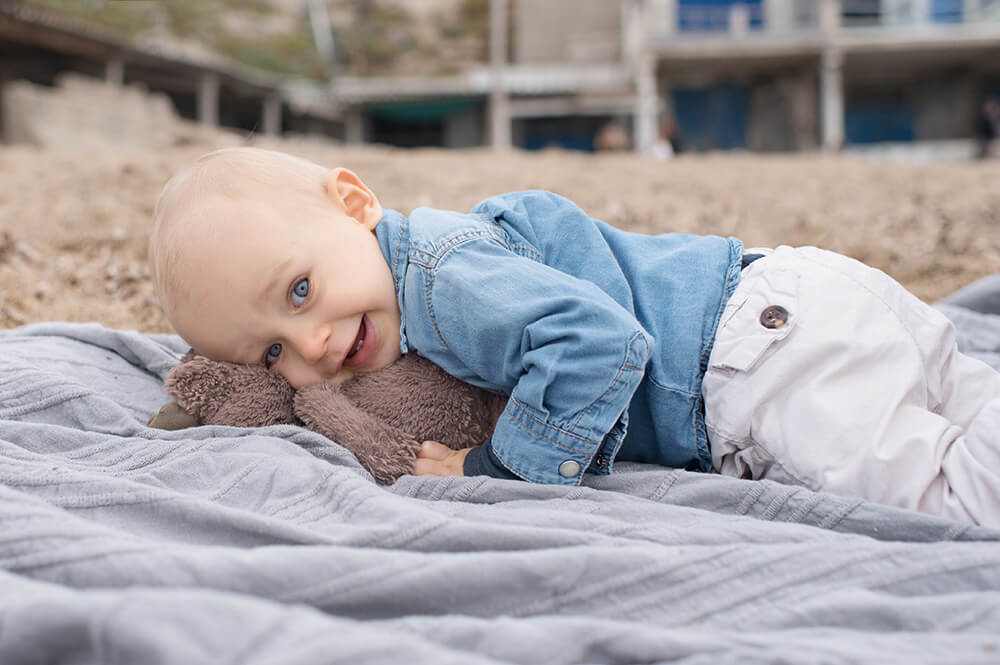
left=2, top=313, right=1000, bottom=665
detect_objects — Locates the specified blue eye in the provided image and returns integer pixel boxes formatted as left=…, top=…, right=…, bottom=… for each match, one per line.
left=265, top=343, right=282, bottom=366
left=291, top=277, right=309, bottom=306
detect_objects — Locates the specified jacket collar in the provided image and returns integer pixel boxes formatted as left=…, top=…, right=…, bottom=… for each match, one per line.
left=375, top=209, right=411, bottom=353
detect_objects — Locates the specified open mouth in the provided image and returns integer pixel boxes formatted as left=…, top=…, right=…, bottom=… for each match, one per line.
left=346, top=317, right=366, bottom=360
left=342, top=314, right=376, bottom=369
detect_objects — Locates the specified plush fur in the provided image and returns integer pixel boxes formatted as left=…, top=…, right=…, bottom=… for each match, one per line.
left=149, top=352, right=507, bottom=485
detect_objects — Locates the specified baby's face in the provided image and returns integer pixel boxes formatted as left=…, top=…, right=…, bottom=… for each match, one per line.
left=168, top=192, right=402, bottom=389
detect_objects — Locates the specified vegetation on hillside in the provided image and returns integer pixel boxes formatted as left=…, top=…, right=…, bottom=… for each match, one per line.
left=21, top=0, right=489, bottom=79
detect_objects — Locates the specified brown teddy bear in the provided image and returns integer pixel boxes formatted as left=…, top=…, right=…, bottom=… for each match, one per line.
left=149, top=352, right=507, bottom=484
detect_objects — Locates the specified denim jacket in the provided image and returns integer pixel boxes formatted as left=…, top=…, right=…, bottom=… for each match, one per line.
left=376, top=191, right=743, bottom=485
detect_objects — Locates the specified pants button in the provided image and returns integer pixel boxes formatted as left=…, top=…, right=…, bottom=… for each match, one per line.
left=760, top=305, right=789, bottom=329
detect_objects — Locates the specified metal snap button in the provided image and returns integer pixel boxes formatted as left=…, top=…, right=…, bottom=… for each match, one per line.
left=759, top=305, right=789, bottom=329
left=558, top=460, right=581, bottom=478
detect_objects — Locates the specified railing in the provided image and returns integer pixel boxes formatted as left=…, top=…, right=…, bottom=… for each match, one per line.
left=648, top=0, right=1000, bottom=39
left=677, top=3, right=765, bottom=32
left=840, top=0, right=966, bottom=26
left=841, top=0, right=1000, bottom=26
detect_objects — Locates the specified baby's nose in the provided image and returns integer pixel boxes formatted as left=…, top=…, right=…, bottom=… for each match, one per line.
left=295, top=325, right=330, bottom=364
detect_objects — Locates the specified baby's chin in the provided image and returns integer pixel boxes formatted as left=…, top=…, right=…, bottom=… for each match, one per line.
left=286, top=371, right=349, bottom=390
left=283, top=349, right=402, bottom=389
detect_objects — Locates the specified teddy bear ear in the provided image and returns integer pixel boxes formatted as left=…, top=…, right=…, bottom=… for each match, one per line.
left=165, top=355, right=226, bottom=416
left=148, top=401, right=201, bottom=429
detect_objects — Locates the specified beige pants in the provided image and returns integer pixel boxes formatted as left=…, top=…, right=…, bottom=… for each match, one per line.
left=703, top=246, right=1000, bottom=527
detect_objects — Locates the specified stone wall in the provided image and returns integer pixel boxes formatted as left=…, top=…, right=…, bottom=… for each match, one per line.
left=2, top=74, right=180, bottom=148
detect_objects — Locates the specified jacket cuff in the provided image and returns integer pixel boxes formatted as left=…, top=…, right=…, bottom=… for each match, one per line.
left=489, top=330, right=648, bottom=485
left=463, top=439, right=522, bottom=480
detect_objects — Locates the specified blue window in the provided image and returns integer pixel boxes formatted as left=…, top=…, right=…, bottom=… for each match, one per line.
left=845, top=103, right=915, bottom=144
left=677, top=0, right=764, bottom=32
left=672, top=85, right=748, bottom=151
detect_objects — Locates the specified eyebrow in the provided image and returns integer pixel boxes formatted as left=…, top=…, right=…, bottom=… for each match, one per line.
left=258, top=258, right=293, bottom=307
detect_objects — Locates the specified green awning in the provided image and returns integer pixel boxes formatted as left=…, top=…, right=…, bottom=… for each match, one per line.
left=368, top=99, right=481, bottom=123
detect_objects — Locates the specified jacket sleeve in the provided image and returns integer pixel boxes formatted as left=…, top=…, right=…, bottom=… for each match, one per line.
left=463, top=437, right=521, bottom=480
left=423, top=237, right=652, bottom=485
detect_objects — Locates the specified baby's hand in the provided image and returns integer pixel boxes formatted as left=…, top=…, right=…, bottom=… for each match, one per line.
left=414, top=441, right=471, bottom=477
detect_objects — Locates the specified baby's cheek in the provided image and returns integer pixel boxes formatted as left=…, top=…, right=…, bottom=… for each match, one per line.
left=378, top=345, right=403, bottom=369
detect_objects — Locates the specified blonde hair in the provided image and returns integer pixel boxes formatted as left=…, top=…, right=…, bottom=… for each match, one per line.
left=149, top=147, right=331, bottom=318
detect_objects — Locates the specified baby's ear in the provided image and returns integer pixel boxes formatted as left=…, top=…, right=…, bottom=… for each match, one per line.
left=327, top=167, right=382, bottom=230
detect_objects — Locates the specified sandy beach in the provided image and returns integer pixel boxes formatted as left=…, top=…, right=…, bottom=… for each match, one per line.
left=2, top=134, right=999, bottom=334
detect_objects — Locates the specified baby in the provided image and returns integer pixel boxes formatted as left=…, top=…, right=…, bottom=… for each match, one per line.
left=149, top=147, right=1000, bottom=527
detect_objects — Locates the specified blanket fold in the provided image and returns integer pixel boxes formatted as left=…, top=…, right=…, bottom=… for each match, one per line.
left=2, top=314, right=1000, bottom=664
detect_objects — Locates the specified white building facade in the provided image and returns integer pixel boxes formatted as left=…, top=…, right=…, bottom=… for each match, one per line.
left=322, top=0, right=1000, bottom=157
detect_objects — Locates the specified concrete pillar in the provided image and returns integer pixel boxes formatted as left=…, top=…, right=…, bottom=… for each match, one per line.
left=197, top=72, right=220, bottom=127
left=105, top=56, right=124, bottom=87
left=623, top=0, right=641, bottom=65
left=645, top=0, right=676, bottom=40
left=819, top=0, right=843, bottom=152
left=765, top=0, right=793, bottom=32
left=489, top=0, right=511, bottom=150
left=962, top=0, right=980, bottom=21
left=663, top=0, right=677, bottom=39
left=634, top=53, right=659, bottom=153
left=0, top=62, right=13, bottom=143
left=627, top=1, right=658, bottom=153
left=911, top=0, right=931, bottom=23
left=819, top=0, right=841, bottom=33
left=344, top=107, right=365, bottom=144
left=262, top=92, right=281, bottom=136
left=820, top=48, right=844, bottom=151
left=729, top=4, right=750, bottom=36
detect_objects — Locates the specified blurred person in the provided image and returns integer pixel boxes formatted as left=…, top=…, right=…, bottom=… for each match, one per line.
left=975, top=98, right=1000, bottom=160
left=648, top=120, right=684, bottom=161
left=149, top=146, right=1000, bottom=527
left=594, top=121, right=630, bottom=152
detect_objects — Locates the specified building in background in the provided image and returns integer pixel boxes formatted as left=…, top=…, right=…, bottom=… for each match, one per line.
left=1, top=0, right=998, bottom=158
left=326, top=0, right=1000, bottom=158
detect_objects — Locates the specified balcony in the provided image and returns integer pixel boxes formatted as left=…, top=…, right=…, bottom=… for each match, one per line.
left=646, top=0, right=1000, bottom=44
